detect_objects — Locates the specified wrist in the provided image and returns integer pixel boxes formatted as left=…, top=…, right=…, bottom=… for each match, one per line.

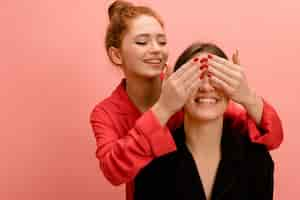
left=151, top=101, right=174, bottom=126
left=242, top=90, right=260, bottom=108
left=243, top=91, right=263, bottom=124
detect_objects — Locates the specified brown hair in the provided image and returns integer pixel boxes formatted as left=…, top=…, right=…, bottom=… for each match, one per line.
left=105, top=0, right=164, bottom=63
left=174, top=42, right=228, bottom=71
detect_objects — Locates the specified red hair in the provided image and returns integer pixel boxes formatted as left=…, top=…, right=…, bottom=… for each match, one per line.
left=105, top=0, right=164, bottom=63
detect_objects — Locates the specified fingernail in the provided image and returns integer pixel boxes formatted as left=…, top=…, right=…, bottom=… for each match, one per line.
left=200, top=58, right=208, bottom=63
left=200, top=74, right=205, bottom=79
left=208, top=54, right=213, bottom=59
left=200, top=64, right=208, bottom=70
left=193, top=57, right=199, bottom=62
left=160, top=71, right=164, bottom=80
left=207, top=72, right=212, bottom=78
left=163, top=64, right=167, bottom=72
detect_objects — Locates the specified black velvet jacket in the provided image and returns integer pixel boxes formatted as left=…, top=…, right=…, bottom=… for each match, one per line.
left=134, top=121, right=274, bottom=200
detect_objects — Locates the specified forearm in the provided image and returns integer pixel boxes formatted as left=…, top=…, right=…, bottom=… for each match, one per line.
left=241, top=90, right=263, bottom=125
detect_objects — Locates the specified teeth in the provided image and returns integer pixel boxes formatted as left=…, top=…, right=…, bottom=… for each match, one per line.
left=195, top=98, right=217, bottom=104
left=145, top=59, right=161, bottom=64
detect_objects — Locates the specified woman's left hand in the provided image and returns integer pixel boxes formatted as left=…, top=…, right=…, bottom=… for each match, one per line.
left=207, top=50, right=256, bottom=105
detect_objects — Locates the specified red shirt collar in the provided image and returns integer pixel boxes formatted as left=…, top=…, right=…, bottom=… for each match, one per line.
left=110, top=79, right=142, bottom=115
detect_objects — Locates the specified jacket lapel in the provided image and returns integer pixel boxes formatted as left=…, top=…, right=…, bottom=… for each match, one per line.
left=211, top=123, right=246, bottom=200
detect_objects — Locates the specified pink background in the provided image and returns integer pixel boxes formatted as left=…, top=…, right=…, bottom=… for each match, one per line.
left=1, top=0, right=299, bottom=199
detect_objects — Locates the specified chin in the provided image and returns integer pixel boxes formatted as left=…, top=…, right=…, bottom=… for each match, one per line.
left=140, top=70, right=162, bottom=79
left=185, top=103, right=227, bottom=122
left=190, top=111, right=223, bottom=122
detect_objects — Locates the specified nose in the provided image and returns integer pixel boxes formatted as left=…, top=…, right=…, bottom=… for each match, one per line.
left=198, top=72, right=215, bottom=92
left=149, top=41, right=161, bottom=53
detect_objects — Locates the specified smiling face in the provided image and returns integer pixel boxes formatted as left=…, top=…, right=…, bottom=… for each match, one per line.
left=119, top=15, right=168, bottom=79
left=184, top=52, right=229, bottom=122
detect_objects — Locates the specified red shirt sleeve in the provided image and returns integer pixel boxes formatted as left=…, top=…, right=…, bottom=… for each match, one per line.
left=90, top=107, right=176, bottom=185
left=225, top=99, right=283, bottom=150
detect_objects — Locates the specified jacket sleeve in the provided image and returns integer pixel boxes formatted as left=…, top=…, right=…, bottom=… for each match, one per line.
left=166, top=110, right=184, bottom=131
left=224, top=99, right=283, bottom=150
left=90, top=107, right=177, bottom=186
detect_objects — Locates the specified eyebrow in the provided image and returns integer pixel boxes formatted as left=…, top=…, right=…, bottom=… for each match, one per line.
left=135, top=33, right=166, bottom=38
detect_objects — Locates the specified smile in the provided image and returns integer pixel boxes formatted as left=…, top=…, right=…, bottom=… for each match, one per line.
left=194, top=97, right=218, bottom=104
left=144, top=59, right=162, bottom=64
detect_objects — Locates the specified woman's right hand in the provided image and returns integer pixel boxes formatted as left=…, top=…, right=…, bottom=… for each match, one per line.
left=152, top=58, right=204, bottom=125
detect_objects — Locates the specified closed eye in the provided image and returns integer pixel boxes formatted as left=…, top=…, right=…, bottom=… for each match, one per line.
left=135, top=42, right=147, bottom=45
left=159, top=41, right=167, bottom=46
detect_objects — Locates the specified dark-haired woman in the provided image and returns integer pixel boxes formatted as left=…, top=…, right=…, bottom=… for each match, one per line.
left=134, top=42, right=274, bottom=200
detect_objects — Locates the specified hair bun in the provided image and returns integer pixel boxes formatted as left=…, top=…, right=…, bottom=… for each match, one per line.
left=108, top=0, right=133, bottom=20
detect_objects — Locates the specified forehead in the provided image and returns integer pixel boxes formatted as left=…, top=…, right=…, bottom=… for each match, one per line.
left=194, top=52, right=209, bottom=58
left=127, top=15, right=165, bottom=36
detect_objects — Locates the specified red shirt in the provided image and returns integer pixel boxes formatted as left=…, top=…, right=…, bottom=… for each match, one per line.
left=90, top=79, right=283, bottom=200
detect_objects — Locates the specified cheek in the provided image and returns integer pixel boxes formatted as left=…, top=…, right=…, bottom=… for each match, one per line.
left=121, top=48, right=140, bottom=64
left=160, top=46, right=169, bottom=60
left=184, top=98, right=197, bottom=115
left=218, top=98, right=229, bottom=114
left=163, top=46, right=169, bottom=56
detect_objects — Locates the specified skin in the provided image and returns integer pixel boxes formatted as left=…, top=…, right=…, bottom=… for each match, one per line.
left=120, top=15, right=168, bottom=79
left=109, top=15, right=203, bottom=120
left=183, top=51, right=264, bottom=199
left=185, top=53, right=229, bottom=122
left=183, top=53, right=229, bottom=200
left=109, top=14, right=263, bottom=129
left=207, top=51, right=263, bottom=124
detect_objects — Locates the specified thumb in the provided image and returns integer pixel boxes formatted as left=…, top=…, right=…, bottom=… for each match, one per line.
left=232, top=49, right=240, bottom=65
left=165, top=63, right=173, bottom=78
left=161, top=63, right=173, bottom=80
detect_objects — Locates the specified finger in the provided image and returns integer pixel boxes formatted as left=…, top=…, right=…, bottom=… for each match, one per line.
left=178, top=63, right=201, bottom=84
left=207, top=64, right=237, bottom=87
left=171, top=57, right=200, bottom=80
left=174, top=68, right=202, bottom=100
left=164, top=63, right=173, bottom=79
left=186, top=75, right=202, bottom=96
left=209, top=76, right=234, bottom=96
left=209, top=54, right=239, bottom=71
left=180, top=69, right=203, bottom=93
left=232, top=49, right=240, bottom=65
left=208, top=59, right=241, bottom=80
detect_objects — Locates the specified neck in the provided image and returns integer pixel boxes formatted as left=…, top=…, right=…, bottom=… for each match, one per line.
left=184, top=115, right=223, bottom=157
left=125, top=76, right=162, bottom=112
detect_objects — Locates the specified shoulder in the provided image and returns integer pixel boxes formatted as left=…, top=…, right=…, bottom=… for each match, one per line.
left=237, top=133, right=274, bottom=171
left=90, top=81, right=127, bottom=121
left=89, top=97, right=127, bottom=132
left=90, top=94, right=116, bottom=120
left=246, top=141, right=274, bottom=167
left=223, top=123, right=273, bottom=167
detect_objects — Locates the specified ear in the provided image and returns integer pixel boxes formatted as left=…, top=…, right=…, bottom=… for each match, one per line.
left=108, top=46, right=123, bottom=66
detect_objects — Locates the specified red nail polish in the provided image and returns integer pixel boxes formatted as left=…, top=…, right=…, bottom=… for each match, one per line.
left=160, top=71, right=164, bottom=80
left=200, top=74, right=205, bottom=79
left=200, top=58, right=208, bottom=63
left=200, top=64, right=208, bottom=70
left=208, top=54, right=213, bottom=59
left=193, top=57, right=199, bottom=62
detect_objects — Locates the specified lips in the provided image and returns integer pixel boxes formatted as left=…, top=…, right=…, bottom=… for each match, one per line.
left=194, top=96, right=220, bottom=104
left=144, top=58, right=162, bottom=65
